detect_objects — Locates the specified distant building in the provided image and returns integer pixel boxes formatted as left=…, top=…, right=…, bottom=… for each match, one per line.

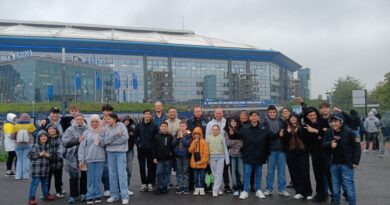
left=297, top=68, right=311, bottom=99
left=0, top=19, right=302, bottom=104
left=289, top=78, right=301, bottom=97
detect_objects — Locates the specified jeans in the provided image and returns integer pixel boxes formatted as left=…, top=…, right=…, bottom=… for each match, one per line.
left=137, top=149, right=156, bottom=185
left=230, top=156, right=243, bottom=191
left=48, top=168, right=63, bottom=194
left=243, top=164, right=263, bottom=192
left=102, top=161, right=110, bottom=191
left=107, top=152, right=129, bottom=200
left=6, top=151, right=17, bottom=171
left=69, top=170, right=87, bottom=198
left=193, top=169, right=205, bottom=188
left=330, top=164, right=356, bottom=205
left=209, top=156, right=225, bottom=192
left=176, top=157, right=190, bottom=189
left=126, top=149, right=134, bottom=186
left=15, top=144, right=32, bottom=179
left=86, top=162, right=105, bottom=200
left=29, top=177, right=49, bottom=199
left=266, top=151, right=287, bottom=192
left=156, top=160, right=171, bottom=189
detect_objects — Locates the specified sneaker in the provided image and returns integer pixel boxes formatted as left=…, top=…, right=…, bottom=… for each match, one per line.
left=94, top=198, right=102, bottom=203
left=224, top=185, right=232, bottom=193
left=128, top=190, right=134, bottom=196
left=107, top=197, right=119, bottom=203
left=61, top=190, right=67, bottom=194
left=68, top=197, right=76, bottom=204
left=199, top=188, right=205, bottom=196
left=28, top=199, right=37, bottom=205
left=44, top=194, right=56, bottom=201
left=56, top=193, right=65, bottom=198
left=306, top=196, right=313, bottom=200
left=147, top=184, right=154, bottom=192
left=139, top=184, right=147, bottom=192
left=172, top=171, right=176, bottom=176
left=162, top=187, right=168, bottom=194
left=5, top=171, right=15, bottom=177
left=239, top=191, right=248, bottom=200
left=212, top=190, right=218, bottom=197
left=263, top=190, right=272, bottom=196
left=80, top=194, right=87, bottom=202
left=183, top=188, right=190, bottom=195
left=218, top=191, right=223, bottom=195
left=176, top=188, right=184, bottom=194
left=233, top=191, right=240, bottom=196
left=104, top=190, right=111, bottom=197
left=286, top=182, right=293, bottom=188
left=278, top=191, right=290, bottom=197
left=313, top=194, right=327, bottom=202
left=255, top=190, right=266, bottom=199
left=363, top=149, right=369, bottom=153
left=378, top=154, right=384, bottom=158
left=193, top=188, right=200, bottom=195
left=122, top=199, right=129, bottom=204
left=87, top=199, right=94, bottom=204
left=294, top=194, right=304, bottom=199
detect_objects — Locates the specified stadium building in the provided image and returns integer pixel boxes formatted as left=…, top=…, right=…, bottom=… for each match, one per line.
left=0, top=20, right=302, bottom=105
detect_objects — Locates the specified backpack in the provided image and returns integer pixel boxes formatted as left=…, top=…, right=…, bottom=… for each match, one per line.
left=16, top=129, right=30, bottom=143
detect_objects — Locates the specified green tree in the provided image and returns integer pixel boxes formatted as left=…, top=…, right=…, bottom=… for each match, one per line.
left=370, top=72, right=390, bottom=111
left=332, top=76, right=364, bottom=111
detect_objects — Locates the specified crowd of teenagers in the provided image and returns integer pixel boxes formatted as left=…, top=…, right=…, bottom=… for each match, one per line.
left=2, top=99, right=389, bottom=205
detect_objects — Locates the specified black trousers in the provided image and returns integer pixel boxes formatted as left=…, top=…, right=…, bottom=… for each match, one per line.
left=288, top=153, right=312, bottom=197
left=138, top=149, right=156, bottom=185
left=223, top=163, right=230, bottom=187
left=311, top=150, right=327, bottom=195
left=6, top=151, right=17, bottom=170
left=48, top=168, right=63, bottom=194
left=69, top=171, right=87, bottom=198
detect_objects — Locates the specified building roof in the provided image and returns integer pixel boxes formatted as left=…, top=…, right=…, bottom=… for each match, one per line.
left=0, top=19, right=302, bottom=71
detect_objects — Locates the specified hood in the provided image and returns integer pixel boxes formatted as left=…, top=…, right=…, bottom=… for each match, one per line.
left=368, top=111, right=375, bottom=119
left=88, top=114, right=103, bottom=130
left=370, top=108, right=378, bottom=115
left=303, top=107, right=320, bottom=124
left=6, top=113, right=17, bottom=123
left=329, top=112, right=345, bottom=126
left=17, top=113, right=31, bottom=122
left=37, top=130, right=48, bottom=144
left=193, top=127, right=204, bottom=139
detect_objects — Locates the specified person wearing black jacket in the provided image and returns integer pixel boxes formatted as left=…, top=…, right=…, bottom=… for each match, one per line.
left=122, top=115, right=137, bottom=196
left=136, top=109, right=159, bottom=192
left=238, top=111, right=277, bottom=200
left=323, top=112, right=361, bottom=205
left=302, top=107, right=328, bottom=201
left=152, top=122, right=174, bottom=195
left=280, top=114, right=312, bottom=199
left=39, top=107, right=74, bottom=135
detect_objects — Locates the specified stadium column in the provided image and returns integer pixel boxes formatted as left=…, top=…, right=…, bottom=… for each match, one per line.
left=168, top=55, right=173, bottom=104
left=228, top=59, right=233, bottom=100
left=143, top=54, right=148, bottom=103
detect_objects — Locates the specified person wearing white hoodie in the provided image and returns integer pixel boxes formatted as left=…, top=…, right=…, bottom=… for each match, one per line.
left=364, top=111, right=381, bottom=152
left=3, top=113, right=17, bottom=176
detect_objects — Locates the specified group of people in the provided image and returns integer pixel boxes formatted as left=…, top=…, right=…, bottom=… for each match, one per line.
left=2, top=98, right=388, bottom=205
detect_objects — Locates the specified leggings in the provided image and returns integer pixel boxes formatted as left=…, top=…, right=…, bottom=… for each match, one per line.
left=6, top=151, right=17, bottom=170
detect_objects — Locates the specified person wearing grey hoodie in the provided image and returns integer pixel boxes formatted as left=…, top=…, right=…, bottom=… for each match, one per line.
left=78, top=114, right=106, bottom=204
left=105, top=113, right=129, bottom=204
left=62, top=113, right=88, bottom=204
left=364, top=111, right=381, bottom=152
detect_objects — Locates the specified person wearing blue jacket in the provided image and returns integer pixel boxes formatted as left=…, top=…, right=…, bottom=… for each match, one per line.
left=172, top=120, right=192, bottom=195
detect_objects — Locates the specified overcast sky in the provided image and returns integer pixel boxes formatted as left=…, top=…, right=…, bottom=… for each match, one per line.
left=1, top=0, right=389, bottom=98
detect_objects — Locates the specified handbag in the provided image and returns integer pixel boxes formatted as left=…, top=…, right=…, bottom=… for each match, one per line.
left=193, top=141, right=201, bottom=162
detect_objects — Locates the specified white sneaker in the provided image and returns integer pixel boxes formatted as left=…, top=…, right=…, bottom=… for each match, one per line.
left=55, top=193, right=65, bottom=198
left=193, top=188, right=200, bottom=196
left=306, top=196, right=313, bottom=200
left=147, top=184, right=153, bottom=192
left=128, top=190, right=134, bottom=196
left=212, top=190, right=218, bottom=197
left=103, top=190, right=111, bottom=197
left=199, top=188, right=205, bottom=196
left=278, top=191, right=290, bottom=197
left=233, top=191, right=240, bottom=196
left=239, top=191, right=248, bottom=200
left=139, top=184, right=147, bottom=192
left=363, top=149, right=369, bottom=153
left=122, top=199, right=129, bottom=204
left=263, top=190, right=272, bottom=196
left=107, top=197, right=118, bottom=203
left=171, top=171, right=176, bottom=176
left=294, top=194, right=304, bottom=199
left=256, top=190, right=266, bottom=199
left=378, top=154, right=384, bottom=158
left=218, top=191, right=223, bottom=195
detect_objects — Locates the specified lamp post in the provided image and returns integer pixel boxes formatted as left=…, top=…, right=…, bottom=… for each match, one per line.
left=61, top=48, right=66, bottom=115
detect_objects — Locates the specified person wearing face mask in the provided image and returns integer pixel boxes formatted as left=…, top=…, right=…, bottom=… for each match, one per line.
left=62, top=113, right=88, bottom=204
left=323, top=113, right=361, bottom=205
